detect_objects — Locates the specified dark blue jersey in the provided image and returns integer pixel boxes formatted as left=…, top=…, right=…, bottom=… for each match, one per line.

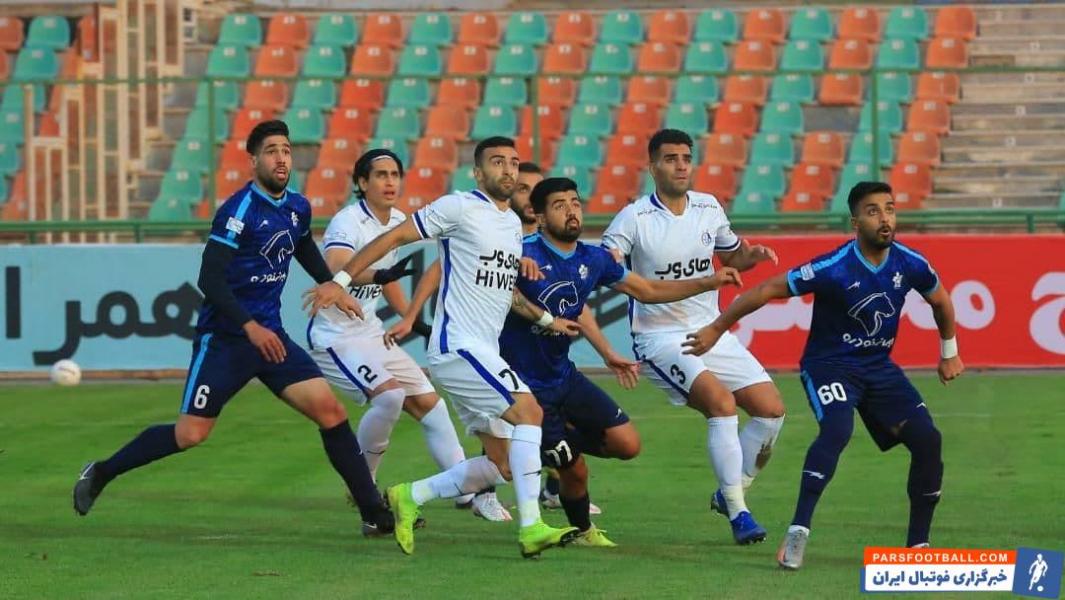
left=500, top=237, right=628, bottom=389
left=197, top=181, right=313, bottom=336
left=786, top=240, right=940, bottom=366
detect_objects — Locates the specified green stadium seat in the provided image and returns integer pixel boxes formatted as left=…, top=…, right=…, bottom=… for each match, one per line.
left=13, top=48, right=59, bottom=81
left=578, top=75, right=623, bottom=105
left=291, top=79, right=337, bottom=109
left=314, top=14, right=359, bottom=47
left=674, top=75, right=720, bottom=105
left=1, top=84, right=46, bottom=113
left=885, top=7, right=929, bottom=40
left=589, top=43, right=634, bottom=75
left=600, top=11, right=645, bottom=44
left=760, top=101, right=804, bottom=134
left=858, top=101, right=904, bottom=133
left=397, top=45, right=442, bottom=76
left=770, top=74, right=814, bottom=103
left=171, top=137, right=211, bottom=174
left=684, top=42, right=728, bottom=74
left=158, top=168, right=203, bottom=205
left=568, top=103, right=614, bottom=137
left=26, top=16, right=70, bottom=49
left=282, top=107, right=326, bottom=143
left=788, top=8, right=833, bottom=41
left=750, top=132, right=795, bottom=166
left=286, top=169, right=303, bottom=193
left=218, top=14, right=262, bottom=47
left=0, top=141, right=20, bottom=175
left=0, top=109, right=24, bottom=143
left=848, top=132, right=894, bottom=167
left=471, top=105, right=517, bottom=139
left=206, top=45, right=250, bottom=78
left=484, top=77, right=528, bottom=107
left=184, top=108, right=229, bottom=142
left=0, top=175, right=8, bottom=204
left=367, top=136, right=410, bottom=165
left=694, top=9, right=738, bottom=43
left=874, top=72, right=913, bottom=103
left=451, top=164, right=476, bottom=191
left=549, top=165, right=592, bottom=197
left=303, top=45, right=346, bottom=77
left=664, top=103, right=709, bottom=132
left=505, top=12, right=549, bottom=45
left=739, top=163, right=786, bottom=197
left=831, top=162, right=878, bottom=213
left=494, top=44, right=538, bottom=76
left=877, top=38, right=920, bottom=70
left=780, top=40, right=824, bottom=72
left=194, top=81, right=240, bottom=111
left=386, top=78, right=431, bottom=108
left=374, top=106, right=422, bottom=140
left=409, top=13, right=453, bottom=46
left=730, top=190, right=777, bottom=215
left=557, top=135, right=604, bottom=168
left=148, top=196, right=193, bottom=221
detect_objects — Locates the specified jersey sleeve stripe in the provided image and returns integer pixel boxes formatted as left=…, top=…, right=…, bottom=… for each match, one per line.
left=325, top=348, right=370, bottom=394
left=786, top=270, right=801, bottom=296
left=893, top=242, right=931, bottom=265
left=208, top=234, right=239, bottom=249
left=180, top=334, right=213, bottom=413
left=456, top=349, right=516, bottom=405
left=715, top=238, right=741, bottom=252
left=813, top=242, right=853, bottom=272
left=646, top=360, right=689, bottom=399
left=438, top=238, right=453, bottom=353
left=412, top=211, right=429, bottom=239
left=324, top=241, right=356, bottom=251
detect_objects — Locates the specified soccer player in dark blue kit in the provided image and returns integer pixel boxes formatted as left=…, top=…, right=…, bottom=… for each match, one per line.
left=501, top=177, right=744, bottom=546
left=73, top=120, right=406, bottom=535
left=683, top=181, right=965, bottom=569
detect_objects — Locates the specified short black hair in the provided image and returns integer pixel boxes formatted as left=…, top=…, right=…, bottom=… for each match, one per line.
left=847, top=181, right=894, bottom=215
left=648, top=128, right=693, bottom=160
left=474, top=136, right=516, bottom=166
left=246, top=120, right=289, bottom=155
left=530, top=177, right=579, bottom=214
left=352, top=148, right=405, bottom=199
left=518, top=162, right=542, bottom=175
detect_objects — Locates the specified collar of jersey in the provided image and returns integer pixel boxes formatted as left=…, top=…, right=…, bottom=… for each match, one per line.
left=852, top=240, right=891, bottom=273
left=649, top=191, right=689, bottom=215
left=539, top=235, right=577, bottom=259
left=358, top=199, right=393, bottom=225
left=251, top=181, right=287, bottom=207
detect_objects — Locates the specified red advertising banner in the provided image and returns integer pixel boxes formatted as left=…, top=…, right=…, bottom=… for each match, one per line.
left=717, top=234, right=1065, bottom=369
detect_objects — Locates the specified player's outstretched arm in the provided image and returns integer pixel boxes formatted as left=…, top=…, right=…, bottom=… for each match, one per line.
left=682, top=273, right=791, bottom=356
left=613, top=267, right=743, bottom=305
left=717, top=239, right=779, bottom=272
left=924, top=284, right=964, bottom=385
left=577, top=306, right=639, bottom=390
left=385, top=259, right=440, bottom=347
left=511, top=289, right=580, bottom=337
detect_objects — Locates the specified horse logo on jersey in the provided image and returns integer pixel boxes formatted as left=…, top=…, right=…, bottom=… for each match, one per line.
left=259, top=230, right=295, bottom=270
left=537, top=281, right=580, bottom=316
left=847, top=292, right=897, bottom=336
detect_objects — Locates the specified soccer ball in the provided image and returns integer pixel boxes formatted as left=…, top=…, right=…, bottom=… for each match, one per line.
left=50, top=359, right=82, bottom=386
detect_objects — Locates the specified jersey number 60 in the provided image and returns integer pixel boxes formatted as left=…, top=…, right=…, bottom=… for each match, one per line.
left=816, top=383, right=847, bottom=405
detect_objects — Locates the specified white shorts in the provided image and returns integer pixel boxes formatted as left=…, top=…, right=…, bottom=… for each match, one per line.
left=428, top=345, right=530, bottom=438
left=314, top=335, right=435, bottom=405
left=636, top=330, right=772, bottom=406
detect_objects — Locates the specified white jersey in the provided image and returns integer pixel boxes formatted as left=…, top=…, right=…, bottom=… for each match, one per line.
left=602, top=191, right=740, bottom=339
left=309, top=201, right=406, bottom=348
left=411, top=189, right=523, bottom=357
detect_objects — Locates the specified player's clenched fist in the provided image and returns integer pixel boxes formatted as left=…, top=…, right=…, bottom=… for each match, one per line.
left=938, top=355, right=964, bottom=385
left=708, top=267, right=743, bottom=290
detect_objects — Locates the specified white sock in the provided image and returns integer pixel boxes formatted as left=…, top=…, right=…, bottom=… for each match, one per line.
left=418, top=400, right=466, bottom=470
left=510, top=424, right=544, bottom=527
left=788, top=524, right=810, bottom=535
left=708, top=415, right=748, bottom=519
left=739, top=415, right=784, bottom=491
left=356, top=387, right=405, bottom=481
left=410, top=456, right=506, bottom=505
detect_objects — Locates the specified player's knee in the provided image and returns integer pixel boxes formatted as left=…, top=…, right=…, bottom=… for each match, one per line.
left=610, top=431, right=641, bottom=461
left=314, top=397, right=348, bottom=429
left=371, top=387, right=406, bottom=422
left=175, top=420, right=212, bottom=449
left=899, top=414, right=942, bottom=459
left=817, top=418, right=854, bottom=453
left=510, top=395, right=543, bottom=425
left=561, top=457, right=588, bottom=485
left=402, top=392, right=439, bottom=420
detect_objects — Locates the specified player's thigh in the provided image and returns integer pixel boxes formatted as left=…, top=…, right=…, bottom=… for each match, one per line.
left=563, top=372, right=640, bottom=459
left=733, top=382, right=786, bottom=418
left=704, top=332, right=777, bottom=406
left=637, top=334, right=712, bottom=407
left=798, top=363, right=863, bottom=425
left=313, top=337, right=397, bottom=405
left=428, top=347, right=529, bottom=438
left=535, top=384, right=577, bottom=470
left=860, top=361, right=930, bottom=450
left=262, top=335, right=347, bottom=427
left=179, top=333, right=257, bottom=420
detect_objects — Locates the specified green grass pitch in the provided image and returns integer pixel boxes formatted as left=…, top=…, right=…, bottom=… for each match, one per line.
left=2, top=373, right=1062, bottom=599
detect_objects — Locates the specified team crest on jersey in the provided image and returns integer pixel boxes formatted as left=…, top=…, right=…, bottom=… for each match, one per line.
left=701, top=231, right=713, bottom=247
left=847, top=292, right=897, bottom=336
left=578, top=264, right=588, bottom=280
left=537, top=281, right=580, bottom=316
left=892, top=271, right=903, bottom=289
left=291, top=212, right=299, bottom=227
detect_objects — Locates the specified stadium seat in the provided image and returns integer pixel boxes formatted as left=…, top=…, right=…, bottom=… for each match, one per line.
left=543, top=43, right=588, bottom=75
left=828, top=38, right=873, bottom=70
left=303, top=45, right=346, bottom=77
left=495, top=44, right=538, bottom=75
left=848, top=132, right=895, bottom=167
left=458, top=12, right=501, bottom=46
left=641, top=174, right=656, bottom=195
left=723, top=75, right=769, bottom=105
left=557, top=134, right=604, bottom=168
left=0, top=108, right=25, bottom=144
left=664, top=103, right=709, bottom=133
left=205, top=45, right=251, bottom=79
left=448, top=44, right=490, bottom=75
left=589, top=43, right=634, bottom=75
left=554, top=12, right=597, bottom=47
left=404, top=166, right=449, bottom=206
left=363, top=14, right=404, bottom=48
left=148, top=196, right=193, bottom=221
left=831, top=162, right=876, bottom=211
left=750, top=132, right=794, bottom=166
left=232, top=108, right=276, bottom=141
left=605, top=133, right=650, bottom=168
left=889, top=162, right=932, bottom=198
left=451, top=164, right=476, bottom=191
left=286, top=170, right=303, bottom=193
left=600, top=11, right=644, bottom=44
left=515, top=135, right=557, bottom=169
left=484, top=77, right=527, bottom=107
left=628, top=76, right=672, bottom=107
left=788, top=162, right=836, bottom=197
left=520, top=105, right=566, bottom=141
left=647, top=10, right=691, bottom=45
left=743, top=8, right=786, bottom=44
left=885, top=7, right=929, bottom=40
left=838, top=7, right=881, bottom=42
left=907, top=99, right=951, bottom=135
left=328, top=106, right=375, bottom=142
left=414, top=136, right=459, bottom=170
left=934, top=6, right=977, bottom=41
left=339, top=79, right=385, bottom=110
left=789, top=8, right=833, bottom=42
left=219, top=139, right=249, bottom=170
left=740, top=163, right=786, bottom=198
left=438, top=78, right=482, bottom=110
left=398, top=45, right=442, bottom=76
left=694, top=9, right=738, bottom=43
left=780, top=40, right=824, bottom=72
left=770, top=74, right=814, bottom=103
left=538, top=77, right=577, bottom=108
left=351, top=44, right=395, bottom=76
left=897, top=131, right=941, bottom=166
left=568, top=103, right=613, bottom=137
left=693, top=163, right=737, bottom=201
left=184, top=107, right=229, bottom=142
left=703, top=133, right=748, bottom=167
left=730, top=190, right=777, bottom=214
left=638, top=42, right=683, bottom=73
left=282, top=108, right=326, bottom=144
left=374, top=106, right=421, bottom=140
left=926, top=37, right=968, bottom=69
left=915, top=71, right=960, bottom=104
left=425, top=105, right=472, bottom=140
left=0, top=53, right=11, bottom=81
left=386, top=78, right=431, bottom=108
left=215, top=168, right=251, bottom=203
left=1, top=84, right=46, bottom=113
left=549, top=165, right=592, bottom=197
left=877, top=38, right=920, bottom=70
left=586, top=193, right=627, bottom=214
left=505, top=12, right=548, bottom=45
left=158, top=168, right=203, bottom=205
left=13, top=48, right=59, bottom=81
left=595, top=164, right=641, bottom=197
left=875, top=72, right=913, bottom=103
left=674, top=75, right=720, bottom=105
left=26, top=16, right=70, bottom=49
left=0, top=141, right=19, bottom=175
left=171, top=138, right=211, bottom=174
left=780, top=190, right=827, bottom=212
left=733, top=40, right=777, bottom=72
left=761, top=101, right=804, bottom=135
left=616, top=102, right=661, bottom=137
left=243, top=80, right=289, bottom=112
left=578, top=75, right=622, bottom=105
left=893, top=189, right=925, bottom=210
left=314, top=14, right=359, bottom=47
left=254, top=44, right=299, bottom=77
left=683, top=41, right=728, bottom=74
left=291, top=79, right=337, bottom=110
left=819, top=73, right=863, bottom=106
left=266, top=14, right=310, bottom=48
left=471, top=105, right=517, bottom=139
left=219, top=14, right=262, bottom=47
left=195, top=81, right=240, bottom=111
left=367, top=136, right=410, bottom=165
left=713, top=102, right=758, bottom=137
left=858, top=101, right=904, bottom=133
left=801, top=132, right=845, bottom=168
left=305, top=166, right=351, bottom=208
left=76, top=15, right=97, bottom=61
left=410, top=12, right=453, bottom=46
left=0, top=17, right=25, bottom=51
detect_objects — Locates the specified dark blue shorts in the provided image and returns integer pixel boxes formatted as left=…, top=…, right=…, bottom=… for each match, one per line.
left=533, top=370, right=630, bottom=467
left=180, top=330, right=323, bottom=418
left=799, top=359, right=929, bottom=451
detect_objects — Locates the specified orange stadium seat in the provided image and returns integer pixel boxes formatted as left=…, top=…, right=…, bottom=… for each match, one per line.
left=647, top=10, right=691, bottom=45
left=39, top=110, right=60, bottom=136
left=216, top=168, right=251, bottom=202
left=637, top=42, right=683, bottom=73
left=414, top=136, right=459, bottom=170
left=362, top=14, right=404, bottom=48
left=266, top=14, right=310, bottom=48
left=515, top=135, right=557, bottom=169
left=915, top=71, right=960, bottom=104
left=317, top=137, right=363, bottom=172
left=458, top=12, right=501, bottom=46
left=448, top=44, right=490, bottom=75
left=220, top=139, right=249, bottom=169
left=892, top=189, right=925, bottom=210
left=839, top=7, right=881, bottom=42
left=0, top=173, right=28, bottom=220
left=934, top=6, right=977, bottom=41
left=351, top=44, right=395, bottom=76
left=907, top=99, right=951, bottom=134
left=733, top=40, right=777, bottom=72
left=554, top=12, right=597, bottom=47
left=426, top=105, right=471, bottom=140
left=232, top=108, right=276, bottom=140
left=77, top=16, right=98, bottom=62
left=819, top=73, right=863, bottom=106
left=521, top=104, right=567, bottom=141
left=437, top=78, right=482, bottom=110
left=616, top=102, right=662, bottom=137
left=0, top=53, right=9, bottom=81
left=829, top=38, right=874, bottom=70
left=328, top=107, right=375, bottom=142
left=586, top=193, right=628, bottom=214
left=743, top=8, right=787, bottom=44
left=543, top=43, right=588, bottom=74
left=627, top=76, right=672, bottom=107
left=244, top=80, right=289, bottom=112
left=0, top=17, right=25, bottom=51
left=723, top=75, right=769, bottom=105
left=801, top=132, right=845, bottom=167
left=693, top=163, right=738, bottom=201
left=537, top=76, right=578, bottom=108
left=897, top=131, right=941, bottom=166
left=713, top=102, right=759, bottom=136
left=306, top=166, right=351, bottom=205
left=889, top=162, right=933, bottom=198
left=703, top=133, right=749, bottom=167
left=403, top=166, right=449, bottom=204
left=255, top=44, right=299, bottom=77
left=605, top=133, right=649, bottom=167
left=780, top=190, right=827, bottom=212
left=339, top=78, right=386, bottom=110
left=595, top=164, right=641, bottom=197
left=789, top=162, right=836, bottom=197
left=926, top=37, right=968, bottom=68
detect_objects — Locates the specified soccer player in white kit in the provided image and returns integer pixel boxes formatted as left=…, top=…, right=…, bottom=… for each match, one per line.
left=308, top=149, right=475, bottom=529
left=305, top=137, right=580, bottom=558
left=601, top=129, right=787, bottom=545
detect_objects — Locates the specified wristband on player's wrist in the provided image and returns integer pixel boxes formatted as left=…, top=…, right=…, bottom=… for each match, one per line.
left=940, top=336, right=958, bottom=359
left=332, top=271, right=352, bottom=289
left=536, top=311, right=555, bottom=327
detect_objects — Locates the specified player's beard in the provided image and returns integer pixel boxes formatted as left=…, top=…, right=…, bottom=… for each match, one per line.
left=548, top=219, right=582, bottom=243
left=866, top=226, right=895, bottom=249
left=510, top=199, right=537, bottom=225
left=258, top=167, right=288, bottom=195
left=483, top=176, right=514, bottom=202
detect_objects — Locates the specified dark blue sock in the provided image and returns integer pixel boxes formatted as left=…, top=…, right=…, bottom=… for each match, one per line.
left=792, top=411, right=853, bottom=528
left=545, top=473, right=561, bottom=496
left=96, top=424, right=182, bottom=486
left=560, top=493, right=591, bottom=531
left=898, top=416, right=943, bottom=546
left=320, top=420, right=384, bottom=522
